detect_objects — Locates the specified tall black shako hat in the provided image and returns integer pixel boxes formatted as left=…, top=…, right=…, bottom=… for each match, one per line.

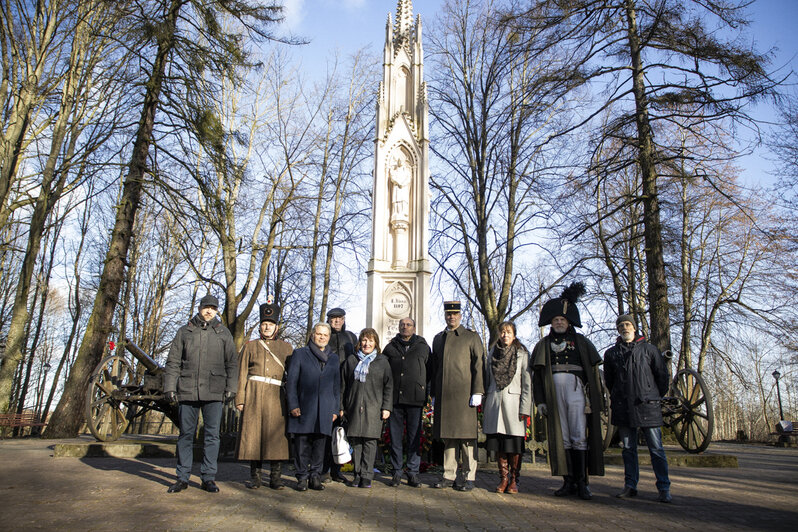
left=259, top=295, right=280, bottom=324
left=538, top=282, right=586, bottom=328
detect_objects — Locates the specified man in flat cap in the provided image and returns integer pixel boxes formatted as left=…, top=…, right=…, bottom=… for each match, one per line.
left=429, top=301, right=485, bottom=491
left=322, top=306, right=357, bottom=483
left=532, top=283, right=604, bottom=500
left=603, top=314, right=672, bottom=503
left=164, top=294, right=238, bottom=493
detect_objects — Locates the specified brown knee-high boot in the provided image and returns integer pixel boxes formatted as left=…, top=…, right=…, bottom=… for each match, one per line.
left=496, top=452, right=509, bottom=493
left=270, top=460, right=284, bottom=490
left=506, top=453, right=521, bottom=494
left=248, top=460, right=263, bottom=489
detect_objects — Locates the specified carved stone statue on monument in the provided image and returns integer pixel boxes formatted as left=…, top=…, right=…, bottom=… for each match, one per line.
left=389, top=150, right=412, bottom=224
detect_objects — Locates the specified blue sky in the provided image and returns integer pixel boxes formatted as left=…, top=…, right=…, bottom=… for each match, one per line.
left=280, top=0, right=797, bottom=187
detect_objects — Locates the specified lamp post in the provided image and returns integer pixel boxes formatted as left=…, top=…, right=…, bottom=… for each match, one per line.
left=773, top=370, right=784, bottom=421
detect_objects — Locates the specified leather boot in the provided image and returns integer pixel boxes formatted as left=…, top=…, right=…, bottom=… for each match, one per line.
left=496, top=453, right=509, bottom=493
left=574, top=449, right=592, bottom=500
left=506, top=453, right=520, bottom=494
left=554, top=449, right=574, bottom=496
left=269, top=461, right=284, bottom=490
left=248, top=461, right=262, bottom=489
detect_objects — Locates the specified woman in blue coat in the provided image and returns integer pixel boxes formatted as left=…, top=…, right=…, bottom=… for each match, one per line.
left=286, top=322, right=342, bottom=491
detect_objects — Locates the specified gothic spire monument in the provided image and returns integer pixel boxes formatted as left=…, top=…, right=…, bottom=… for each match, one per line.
left=366, top=0, right=431, bottom=341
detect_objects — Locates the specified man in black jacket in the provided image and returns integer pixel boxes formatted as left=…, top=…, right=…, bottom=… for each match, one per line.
left=322, top=307, right=357, bottom=483
left=383, top=317, right=430, bottom=487
left=603, top=314, right=672, bottom=503
left=163, top=295, right=238, bottom=494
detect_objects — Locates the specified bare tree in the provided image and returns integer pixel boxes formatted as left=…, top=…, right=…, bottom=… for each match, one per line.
left=427, top=0, right=577, bottom=342
left=510, top=0, right=783, bottom=353
left=45, top=0, right=285, bottom=437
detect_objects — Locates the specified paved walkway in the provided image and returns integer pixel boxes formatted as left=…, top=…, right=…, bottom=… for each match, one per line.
left=1, top=437, right=796, bottom=531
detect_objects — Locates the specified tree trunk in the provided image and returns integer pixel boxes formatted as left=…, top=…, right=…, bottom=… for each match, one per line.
left=44, top=0, right=183, bottom=438
left=624, top=0, right=673, bottom=356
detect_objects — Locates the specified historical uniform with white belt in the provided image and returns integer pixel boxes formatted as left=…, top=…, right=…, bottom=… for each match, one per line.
left=235, top=297, right=293, bottom=489
left=532, top=282, right=604, bottom=500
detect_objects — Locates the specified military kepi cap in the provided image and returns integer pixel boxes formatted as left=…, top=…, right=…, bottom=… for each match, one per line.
left=260, top=295, right=280, bottom=324
left=444, top=300, right=462, bottom=312
left=327, top=307, right=346, bottom=318
left=199, top=294, right=219, bottom=308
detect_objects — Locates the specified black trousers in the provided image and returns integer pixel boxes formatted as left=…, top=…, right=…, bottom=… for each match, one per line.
left=388, top=405, right=423, bottom=475
left=293, top=433, right=327, bottom=481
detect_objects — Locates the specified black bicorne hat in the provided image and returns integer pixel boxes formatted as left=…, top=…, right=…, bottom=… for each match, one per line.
left=259, top=295, right=280, bottom=324
left=538, top=282, right=586, bottom=328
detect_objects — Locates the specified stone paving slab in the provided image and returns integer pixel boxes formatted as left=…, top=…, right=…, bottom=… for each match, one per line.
left=1, top=438, right=796, bottom=531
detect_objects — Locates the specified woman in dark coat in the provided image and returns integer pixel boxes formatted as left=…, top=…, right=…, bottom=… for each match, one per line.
left=285, top=323, right=341, bottom=491
left=340, top=328, right=393, bottom=488
left=482, top=321, right=532, bottom=494
left=235, top=300, right=293, bottom=489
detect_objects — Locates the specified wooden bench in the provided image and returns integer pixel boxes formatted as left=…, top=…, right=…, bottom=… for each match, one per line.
left=0, top=412, right=47, bottom=438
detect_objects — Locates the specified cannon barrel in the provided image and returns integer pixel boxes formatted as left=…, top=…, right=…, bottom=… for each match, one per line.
left=124, top=338, right=161, bottom=373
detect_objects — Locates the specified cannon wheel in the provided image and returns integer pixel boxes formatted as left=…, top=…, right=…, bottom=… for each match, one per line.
left=670, top=368, right=714, bottom=453
left=600, top=383, right=616, bottom=451
left=85, top=354, right=135, bottom=442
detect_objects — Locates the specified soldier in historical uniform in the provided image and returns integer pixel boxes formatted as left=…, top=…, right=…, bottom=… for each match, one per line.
left=164, top=294, right=238, bottom=494
left=234, top=297, right=293, bottom=490
left=532, top=283, right=604, bottom=500
left=429, top=300, right=485, bottom=491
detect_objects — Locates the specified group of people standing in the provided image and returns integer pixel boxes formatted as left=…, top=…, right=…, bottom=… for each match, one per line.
left=161, top=283, right=673, bottom=504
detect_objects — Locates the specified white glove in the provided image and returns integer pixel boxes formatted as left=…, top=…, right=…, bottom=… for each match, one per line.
left=537, top=403, right=547, bottom=416
left=469, top=394, right=482, bottom=407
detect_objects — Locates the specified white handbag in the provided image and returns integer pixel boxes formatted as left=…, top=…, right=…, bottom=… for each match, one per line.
left=331, top=425, right=351, bottom=464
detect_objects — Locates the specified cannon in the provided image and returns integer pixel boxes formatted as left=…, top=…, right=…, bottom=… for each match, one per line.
left=85, top=340, right=179, bottom=441
left=600, top=366, right=714, bottom=453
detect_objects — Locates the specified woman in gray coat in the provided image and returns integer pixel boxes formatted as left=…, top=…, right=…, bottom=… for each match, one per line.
left=482, top=322, right=532, bottom=493
left=340, top=328, right=393, bottom=488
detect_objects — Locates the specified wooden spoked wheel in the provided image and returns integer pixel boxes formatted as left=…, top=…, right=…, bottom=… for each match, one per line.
left=85, top=355, right=135, bottom=441
left=670, top=368, right=714, bottom=453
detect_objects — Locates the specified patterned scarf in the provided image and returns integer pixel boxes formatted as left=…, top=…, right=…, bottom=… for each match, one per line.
left=491, top=342, right=518, bottom=390
left=354, top=350, right=377, bottom=383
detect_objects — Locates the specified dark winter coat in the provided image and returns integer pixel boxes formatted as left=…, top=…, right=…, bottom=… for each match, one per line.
left=164, top=314, right=238, bottom=402
left=532, top=332, right=604, bottom=477
left=430, top=325, right=485, bottom=439
left=328, top=326, right=358, bottom=360
left=235, top=338, right=293, bottom=461
left=285, top=344, right=341, bottom=436
left=603, top=336, right=669, bottom=428
left=341, top=353, right=394, bottom=439
left=383, top=334, right=430, bottom=407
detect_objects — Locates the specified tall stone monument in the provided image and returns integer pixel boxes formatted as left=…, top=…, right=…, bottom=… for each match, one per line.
left=366, top=0, right=431, bottom=342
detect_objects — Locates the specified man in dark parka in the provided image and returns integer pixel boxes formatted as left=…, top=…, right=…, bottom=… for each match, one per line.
left=532, top=283, right=604, bottom=500
left=383, top=317, right=430, bottom=487
left=164, top=294, right=238, bottom=494
left=322, top=306, right=357, bottom=482
left=604, top=314, right=672, bottom=503
left=429, top=301, right=485, bottom=492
